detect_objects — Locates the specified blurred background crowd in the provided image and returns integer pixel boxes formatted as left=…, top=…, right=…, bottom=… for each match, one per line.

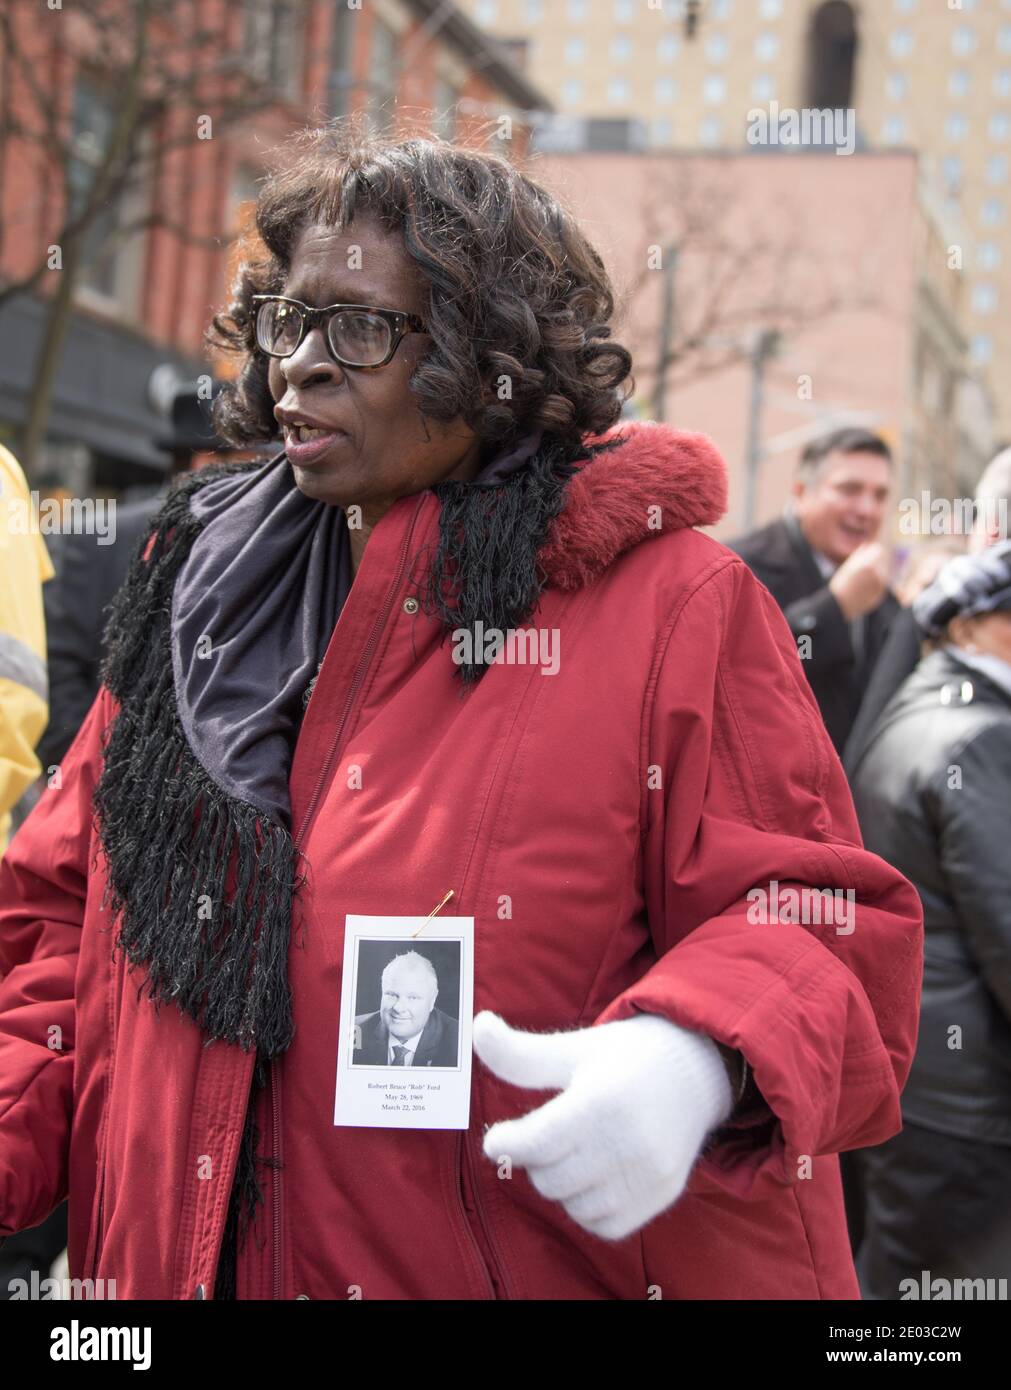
left=1, top=0, right=1009, bottom=1300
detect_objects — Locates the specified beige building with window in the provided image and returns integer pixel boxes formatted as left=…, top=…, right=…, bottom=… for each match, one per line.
left=465, top=0, right=1011, bottom=442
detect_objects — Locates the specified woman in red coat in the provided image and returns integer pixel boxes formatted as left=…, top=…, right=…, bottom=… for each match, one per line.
left=0, top=127, right=922, bottom=1300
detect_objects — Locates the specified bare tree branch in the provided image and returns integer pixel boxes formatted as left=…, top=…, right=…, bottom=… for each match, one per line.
left=0, top=0, right=296, bottom=468
left=620, top=160, right=874, bottom=408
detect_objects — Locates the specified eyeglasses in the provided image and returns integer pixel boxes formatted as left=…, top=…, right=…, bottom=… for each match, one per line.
left=252, top=294, right=428, bottom=369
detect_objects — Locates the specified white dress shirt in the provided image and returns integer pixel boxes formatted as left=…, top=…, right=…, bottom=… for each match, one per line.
left=388, top=1028, right=425, bottom=1066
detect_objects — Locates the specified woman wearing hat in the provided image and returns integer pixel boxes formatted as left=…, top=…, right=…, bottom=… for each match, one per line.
left=0, top=127, right=921, bottom=1300
left=850, top=540, right=1011, bottom=1298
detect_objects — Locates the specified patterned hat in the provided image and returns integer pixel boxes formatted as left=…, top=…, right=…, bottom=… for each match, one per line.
left=913, top=538, right=1011, bottom=638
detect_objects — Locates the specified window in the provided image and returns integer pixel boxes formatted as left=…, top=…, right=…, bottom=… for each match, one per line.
left=996, top=71, right=1011, bottom=100
left=69, top=79, right=118, bottom=300
left=808, top=3, right=858, bottom=107
left=565, top=37, right=585, bottom=65
left=977, top=242, right=1001, bottom=272
left=990, top=113, right=1011, bottom=142
left=370, top=20, right=397, bottom=133
left=703, top=75, right=727, bottom=104
left=890, top=29, right=913, bottom=59
left=759, top=0, right=783, bottom=18
left=699, top=116, right=723, bottom=146
left=69, top=76, right=146, bottom=312
left=562, top=78, right=582, bottom=106
left=613, top=0, right=635, bottom=19
left=607, top=76, right=631, bottom=105
left=229, top=164, right=261, bottom=241
left=659, top=33, right=679, bottom=64
left=972, top=284, right=998, bottom=315
left=948, top=70, right=970, bottom=100
left=706, top=33, right=729, bottom=63
left=611, top=34, right=632, bottom=63
left=755, top=32, right=779, bottom=63
left=523, top=0, right=543, bottom=20
left=655, top=77, right=676, bottom=104
left=243, top=0, right=303, bottom=98
left=970, top=335, right=993, bottom=366
left=1000, top=26, right=1011, bottom=54
left=893, top=0, right=916, bottom=10
left=474, top=0, right=498, bottom=24
left=567, top=0, right=587, bottom=20
left=752, top=73, right=776, bottom=101
left=651, top=118, right=674, bottom=148
left=329, top=0, right=356, bottom=116
left=987, top=153, right=1008, bottom=184
left=882, top=115, right=907, bottom=145
left=434, top=78, right=458, bottom=143
left=710, top=0, right=733, bottom=18
left=945, top=113, right=969, bottom=142
left=981, top=199, right=1005, bottom=226
left=941, top=154, right=962, bottom=192
left=951, top=26, right=975, bottom=58
left=886, top=72, right=908, bottom=102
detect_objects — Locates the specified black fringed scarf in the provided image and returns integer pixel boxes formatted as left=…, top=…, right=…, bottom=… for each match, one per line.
left=93, top=429, right=592, bottom=1298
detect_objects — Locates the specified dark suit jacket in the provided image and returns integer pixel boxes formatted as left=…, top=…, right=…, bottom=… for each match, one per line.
left=729, top=516, right=899, bottom=754
left=353, top=1007, right=459, bottom=1067
left=38, top=492, right=165, bottom=769
left=842, top=606, right=922, bottom=775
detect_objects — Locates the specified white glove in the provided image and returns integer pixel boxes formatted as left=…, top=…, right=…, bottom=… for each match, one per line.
left=474, top=1010, right=735, bottom=1241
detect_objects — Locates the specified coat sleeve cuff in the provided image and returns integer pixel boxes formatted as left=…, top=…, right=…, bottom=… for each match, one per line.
left=592, top=916, right=904, bottom=1201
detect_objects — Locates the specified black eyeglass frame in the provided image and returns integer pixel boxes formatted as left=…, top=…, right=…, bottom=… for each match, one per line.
left=251, top=294, right=429, bottom=369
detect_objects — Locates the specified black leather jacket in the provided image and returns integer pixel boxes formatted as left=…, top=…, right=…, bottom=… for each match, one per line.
left=850, top=647, right=1011, bottom=1145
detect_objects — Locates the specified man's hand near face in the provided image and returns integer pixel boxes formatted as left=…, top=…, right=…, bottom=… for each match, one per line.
left=829, top=541, right=891, bottom=621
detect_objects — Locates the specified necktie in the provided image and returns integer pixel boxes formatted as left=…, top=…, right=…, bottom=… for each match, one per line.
left=392, top=1045, right=409, bottom=1066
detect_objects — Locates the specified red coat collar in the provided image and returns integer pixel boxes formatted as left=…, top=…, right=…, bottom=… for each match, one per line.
left=538, top=421, right=729, bottom=591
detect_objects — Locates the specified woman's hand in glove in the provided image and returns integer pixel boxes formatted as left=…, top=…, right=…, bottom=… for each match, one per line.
left=473, top=1010, right=735, bottom=1241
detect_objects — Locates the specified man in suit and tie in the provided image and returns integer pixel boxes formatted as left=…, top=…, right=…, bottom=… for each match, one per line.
left=730, top=428, right=898, bottom=755
left=354, top=951, right=459, bottom=1068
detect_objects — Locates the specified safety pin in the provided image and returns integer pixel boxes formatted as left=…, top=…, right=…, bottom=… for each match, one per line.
left=411, top=889, right=455, bottom=936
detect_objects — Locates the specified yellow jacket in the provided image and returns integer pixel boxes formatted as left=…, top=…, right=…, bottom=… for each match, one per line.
left=0, top=445, right=53, bottom=854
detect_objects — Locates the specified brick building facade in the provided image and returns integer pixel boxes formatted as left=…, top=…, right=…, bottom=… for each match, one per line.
left=0, top=0, right=548, bottom=492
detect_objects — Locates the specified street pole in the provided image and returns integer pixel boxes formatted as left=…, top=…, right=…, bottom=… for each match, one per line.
left=652, top=244, right=678, bottom=423
left=743, top=328, right=780, bottom=532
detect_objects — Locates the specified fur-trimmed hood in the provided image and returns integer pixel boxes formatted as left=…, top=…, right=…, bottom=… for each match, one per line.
left=539, top=422, right=729, bottom=590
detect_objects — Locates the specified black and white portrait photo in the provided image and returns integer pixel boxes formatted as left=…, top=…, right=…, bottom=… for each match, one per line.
left=335, top=916, right=474, bottom=1129
left=352, top=942, right=461, bottom=1069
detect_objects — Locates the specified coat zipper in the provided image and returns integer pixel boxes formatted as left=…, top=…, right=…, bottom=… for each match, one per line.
left=293, top=493, right=427, bottom=850
left=457, top=1131, right=512, bottom=1299
left=88, top=1161, right=107, bottom=1282
left=267, top=493, right=427, bottom=1300
left=271, top=1067, right=283, bottom=1300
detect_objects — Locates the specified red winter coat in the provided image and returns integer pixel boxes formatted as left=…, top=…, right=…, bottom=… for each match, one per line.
left=0, top=421, right=922, bottom=1300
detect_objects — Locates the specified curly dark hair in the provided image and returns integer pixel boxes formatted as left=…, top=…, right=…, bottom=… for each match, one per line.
left=207, top=121, right=633, bottom=462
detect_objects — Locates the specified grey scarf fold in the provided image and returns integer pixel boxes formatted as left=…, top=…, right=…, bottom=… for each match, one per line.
left=171, top=431, right=544, bottom=827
